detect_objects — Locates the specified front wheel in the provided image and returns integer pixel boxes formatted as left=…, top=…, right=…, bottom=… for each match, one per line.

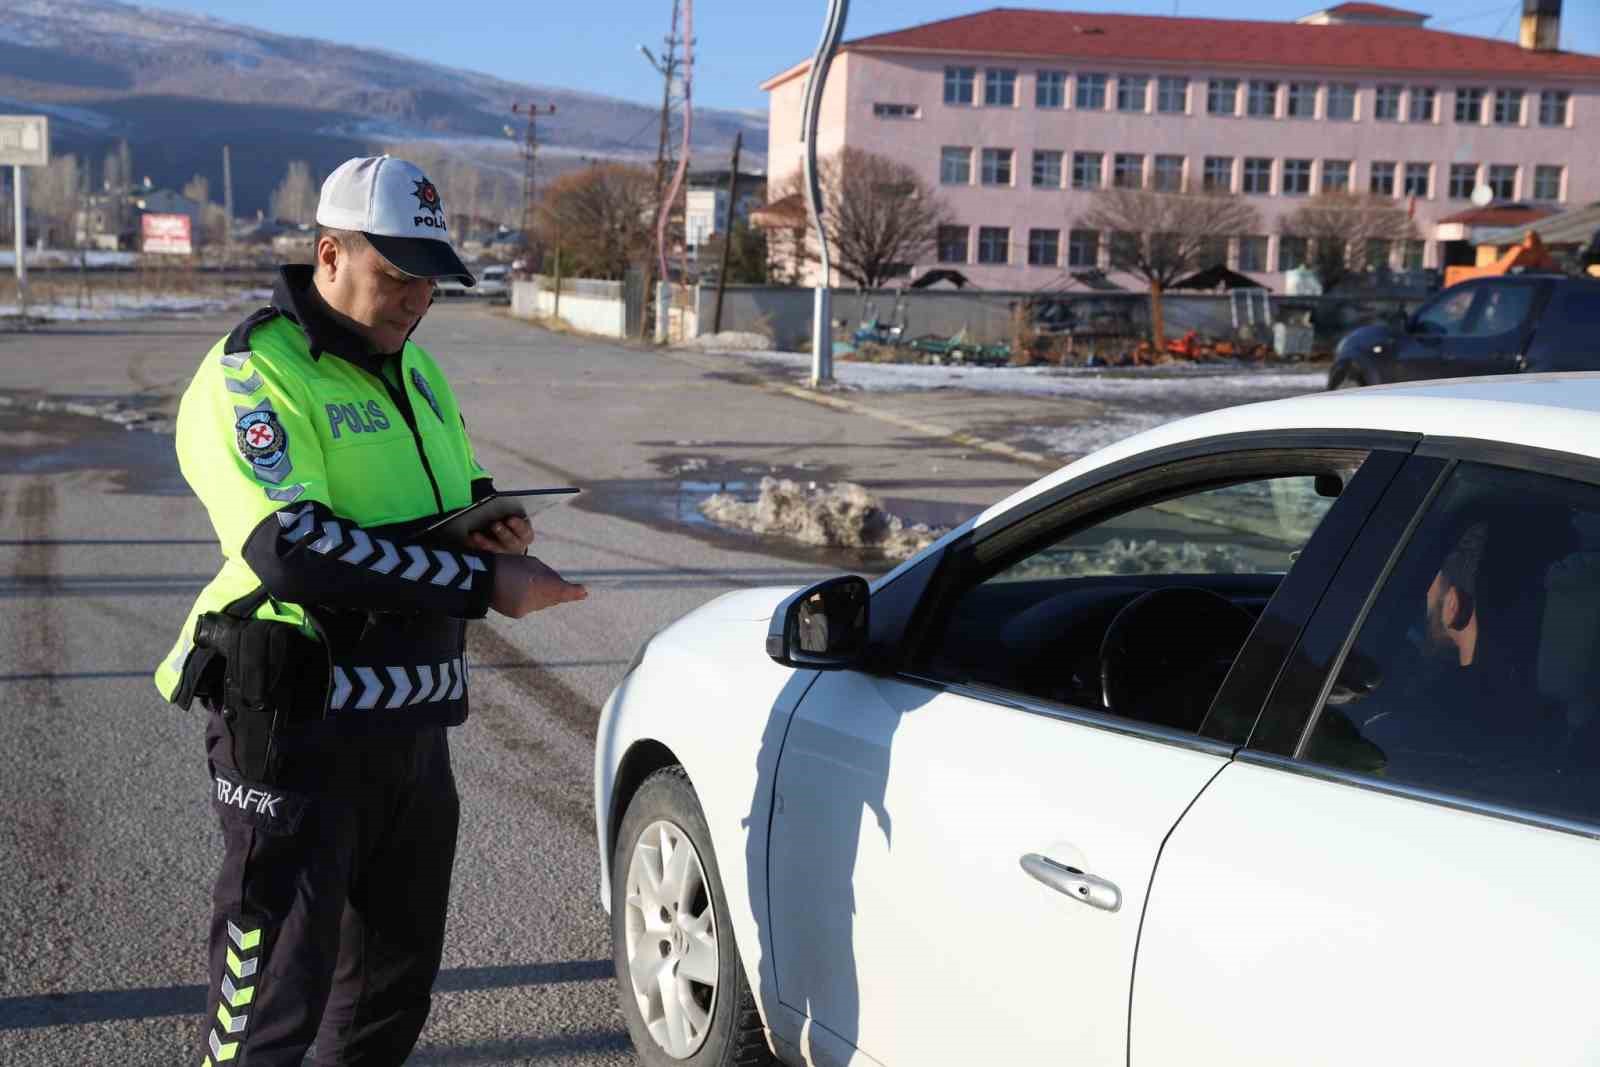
left=1330, top=367, right=1368, bottom=390
left=612, top=766, right=775, bottom=1067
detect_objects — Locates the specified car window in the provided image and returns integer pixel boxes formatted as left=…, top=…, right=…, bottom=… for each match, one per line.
left=1412, top=287, right=1478, bottom=336
left=915, top=473, right=1345, bottom=732
left=1303, top=461, right=1600, bottom=826
left=1460, top=284, right=1535, bottom=337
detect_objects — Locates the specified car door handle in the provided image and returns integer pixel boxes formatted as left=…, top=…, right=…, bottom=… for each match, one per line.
left=1019, top=853, right=1121, bottom=913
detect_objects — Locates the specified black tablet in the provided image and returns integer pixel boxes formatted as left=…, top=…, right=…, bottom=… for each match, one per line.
left=423, top=488, right=580, bottom=546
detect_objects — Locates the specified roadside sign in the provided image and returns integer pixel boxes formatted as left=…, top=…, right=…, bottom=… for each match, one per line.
left=142, top=213, right=194, bottom=255
left=0, top=115, right=49, bottom=168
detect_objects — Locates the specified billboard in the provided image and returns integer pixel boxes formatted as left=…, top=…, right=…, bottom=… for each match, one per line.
left=142, top=213, right=193, bottom=255
left=0, top=116, right=49, bottom=168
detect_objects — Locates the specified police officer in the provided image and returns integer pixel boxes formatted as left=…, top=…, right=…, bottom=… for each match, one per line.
left=154, top=155, right=587, bottom=1065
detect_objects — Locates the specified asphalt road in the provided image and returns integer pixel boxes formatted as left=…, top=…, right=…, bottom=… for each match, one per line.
left=0, top=303, right=1042, bottom=1065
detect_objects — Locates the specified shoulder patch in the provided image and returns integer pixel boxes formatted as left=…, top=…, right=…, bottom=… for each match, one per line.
left=234, top=400, right=294, bottom=485
left=410, top=367, right=444, bottom=421
left=221, top=306, right=281, bottom=369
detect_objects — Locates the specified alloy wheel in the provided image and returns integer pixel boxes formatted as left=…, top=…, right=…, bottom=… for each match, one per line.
left=623, top=819, right=720, bottom=1059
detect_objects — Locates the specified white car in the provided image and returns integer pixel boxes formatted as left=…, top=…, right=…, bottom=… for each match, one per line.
left=595, top=374, right=1600, bottom=1067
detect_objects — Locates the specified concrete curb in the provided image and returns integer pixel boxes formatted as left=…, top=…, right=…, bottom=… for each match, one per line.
left=656, top=346, right=1060, bottom=474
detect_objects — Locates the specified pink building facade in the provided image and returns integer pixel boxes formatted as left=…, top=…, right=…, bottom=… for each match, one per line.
left=762, top=3, right=1600, bottom=290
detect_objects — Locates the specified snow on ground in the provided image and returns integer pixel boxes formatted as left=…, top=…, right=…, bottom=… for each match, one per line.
left=718, top=348, right=1328, bottom=458
left=701, top=476, right=946, bottom=560
left=0, top=289, right=271, bottom=322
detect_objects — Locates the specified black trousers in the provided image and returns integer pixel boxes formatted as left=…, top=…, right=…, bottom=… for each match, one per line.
left=200, top=713, right=460, bottom=1066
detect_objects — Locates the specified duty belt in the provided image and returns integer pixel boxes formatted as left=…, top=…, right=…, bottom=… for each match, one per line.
left=328, top=657, right=467, bottom=713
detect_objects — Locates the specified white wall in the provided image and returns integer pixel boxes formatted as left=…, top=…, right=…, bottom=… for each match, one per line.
left=510, top=277, right=628, bottom=339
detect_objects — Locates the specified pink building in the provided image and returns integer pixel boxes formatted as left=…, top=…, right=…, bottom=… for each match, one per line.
left=761, top=2, right=1600, bottom=290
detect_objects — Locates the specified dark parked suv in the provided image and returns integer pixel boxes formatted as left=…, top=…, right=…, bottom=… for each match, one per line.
left=1328, top=274, right=1600, bottom=389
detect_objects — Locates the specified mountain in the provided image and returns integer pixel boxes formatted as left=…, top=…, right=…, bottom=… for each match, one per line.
left=0, top=0, right=767, bottom=219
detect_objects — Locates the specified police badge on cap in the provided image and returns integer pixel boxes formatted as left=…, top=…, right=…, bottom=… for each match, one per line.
left=315, top=156, right=475, bottom=287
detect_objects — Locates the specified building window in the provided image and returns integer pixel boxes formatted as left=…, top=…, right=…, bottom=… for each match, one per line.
left=1374, top=84, right=1402, bottom=120
left=1203, top=156, right=1234, bottom=192
left=977, top=226, right=1010, bottom=265
left=1401, top=239, right=1425, bottom=270
left=1287, top=82, right=1318, bottom=118
left=1117, top=74, right=1149, bottom=113
left=1448, top=163, right=1479, bottom=199
left=1077, top=73, right=1108, bottom=110
left=985, top=69, right=1017, bottom=107
left=1072, top=151, right=1104, bottom=190
left=1365, top=238, right=1392, bottom=270
left=1157, top=76, right=1189, bottom=114
left=1404, top=162, right=1432, bottom=198
left=1370, top=161, right=1397, bottom=197
left=1238, top=235, right=1268, bottom=272
left=1326, top=83, right=1357, bottom=121
left=1321, top=159, right=1352, bottom=194
left=1152, top=154, right=1185, bottom=192
left=1113, top=153, right=1145, bottom=189
left=1281, top=158, right=1312, bottom=195
left=1455, top=87, right=1485, bottom=123
left=873, top=103, right=920, bottom=119
left=1534, top=164, right=1564, bottom=202
left=1540, top=90, right=1570, bottom=126
left=1109, top=231, right=1139, bottom=268
left=1207, top=78, right=1239, bottom=116
left=940, top=146, right=972, bottom=185
left=1247, top=80, right=1279, bottom=117
left=1279, top=235, right=1309, bottom=271
left=1409, top=86, right=1437, bottom=122
left=944, top=67, right=976, bottom=105
left=937, top=225, right=969, bottom=263
left=1493, top=88, right=1524, bottom=125
left=1242, top=157, right=1272, bottom=194
left=1487, top=164, right=1517, bottom=200
left=1198, top=235, right=1228, bottom=267
left=1037, top=70, right=1067, bottom=109
left=1028, top=228, right=1060, bottom=266
left=1032, top=150, right=1063, bottom=189
left=1068, top=229, right=1100, bottom=268
left=981, top=148, right=1014, bottom=186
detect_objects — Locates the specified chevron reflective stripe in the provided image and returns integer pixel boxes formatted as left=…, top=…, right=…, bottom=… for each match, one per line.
left=220, top=350, right=251, bottom=370
left=208, top=919, right=260, bottom=1062
left=430, top=550, right=459, bottom=586
left=223, top=371, right=264, bottom=396
left=371, top=538, right=402, bottom=574
left=276, top=505, right=317, bottom=544
left=339, top=527, right=375, bottom=565
left=401, top=545, right=430, bottom=581
left=264, top=483, right=306, bottom=504
left=308, top=520, right=345, bottom=555
left=459, top=554, right=487, bottom=591
left=327, top=658, right=469, bottom=711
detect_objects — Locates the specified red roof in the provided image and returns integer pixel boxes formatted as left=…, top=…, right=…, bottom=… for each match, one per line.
left=1324, top=2, right=1427, bottom=19
left=1438, top=206, right=1558, bottom=226
left=827, top=7, right=1600, bottom=79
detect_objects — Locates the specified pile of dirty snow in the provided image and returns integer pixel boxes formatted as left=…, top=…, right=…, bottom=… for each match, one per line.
left=701, top=476, right=947, bottom=558
left=683, top=331, right=775, bottom=352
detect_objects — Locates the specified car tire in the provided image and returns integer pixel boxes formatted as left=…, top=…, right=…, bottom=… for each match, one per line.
left=611, top=766, right=775, bottom=1067
left=1331, top=367, right=1368, bottom=390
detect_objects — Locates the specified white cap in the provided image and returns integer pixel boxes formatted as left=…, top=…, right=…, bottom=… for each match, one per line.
left=316, top=155, right=474, bottom=286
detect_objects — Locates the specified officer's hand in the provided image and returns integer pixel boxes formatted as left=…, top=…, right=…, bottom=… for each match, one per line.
left=490, top=553, right=587, bottom=618
left=468, top=514, right=534, bottom=555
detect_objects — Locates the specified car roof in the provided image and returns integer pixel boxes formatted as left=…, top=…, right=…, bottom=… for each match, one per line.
left=975, top=372, right=1600, bottom=529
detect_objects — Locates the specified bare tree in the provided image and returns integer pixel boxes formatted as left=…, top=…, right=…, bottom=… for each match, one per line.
left=533, top=163, right=656, bottom=280
left=270, top=161, right=318, bottom=225
left=182, top=174, right=211, bottom=206
left=29, top=154, right=84, bottom=247
left=775, top=148, right=950, bottom=288
left=1079, top=187, right=1261, bottom=346
left=1281, top=193, right=1417, bottom=292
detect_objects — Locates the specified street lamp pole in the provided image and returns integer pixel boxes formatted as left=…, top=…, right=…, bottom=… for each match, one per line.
left=800, top=0, right=849, bottom=387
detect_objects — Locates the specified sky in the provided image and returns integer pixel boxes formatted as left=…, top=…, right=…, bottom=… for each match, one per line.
left=152, top=0, right=1600, bottom=113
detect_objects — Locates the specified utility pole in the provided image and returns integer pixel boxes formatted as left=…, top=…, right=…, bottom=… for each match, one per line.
left=222, top=144, right=233, bottom=249
left=711, top=132, right=741, bottom=335
left=640, top=0, right=683, bottom=340
left=510, top=102, right=557, bottom=246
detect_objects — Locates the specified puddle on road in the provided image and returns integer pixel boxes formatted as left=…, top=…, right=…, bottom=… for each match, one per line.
left=0, top=406, right=186, bottom=496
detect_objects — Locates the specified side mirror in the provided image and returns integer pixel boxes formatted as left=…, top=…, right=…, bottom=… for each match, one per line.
left=766, top=576, right=870, bottom=670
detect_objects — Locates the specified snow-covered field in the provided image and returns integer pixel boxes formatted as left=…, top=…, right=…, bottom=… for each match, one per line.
left=0, top=289, right=271, bottom=322
left=720, top=348, right=1328, bottom=458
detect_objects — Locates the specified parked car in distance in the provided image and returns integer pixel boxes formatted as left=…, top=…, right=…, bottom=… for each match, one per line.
left=1328, top=274, right=1600, bottom=389
left=595, top=374, right=1600, bottom=1067
left=434, top=264, right=509, bottom=302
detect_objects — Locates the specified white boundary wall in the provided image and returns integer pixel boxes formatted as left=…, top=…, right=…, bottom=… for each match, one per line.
left=510, top=276, right=627, bottom=339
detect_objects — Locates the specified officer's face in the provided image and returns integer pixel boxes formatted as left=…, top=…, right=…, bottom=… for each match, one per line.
left=322, top=239, right=436, bottom=353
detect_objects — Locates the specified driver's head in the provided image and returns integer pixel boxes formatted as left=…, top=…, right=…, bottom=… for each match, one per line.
left=1425, top=522, right=1487, bottom=666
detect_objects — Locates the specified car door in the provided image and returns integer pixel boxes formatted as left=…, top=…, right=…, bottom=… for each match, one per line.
left=765, top=440, right=1408, bottom=1067
left=1131, top=448, right=1600, bottom=1066
left=1398, top=280, right=1540, bottom=383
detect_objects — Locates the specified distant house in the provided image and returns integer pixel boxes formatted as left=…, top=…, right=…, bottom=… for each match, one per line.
left=684, top=173, right=766, bottom=257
